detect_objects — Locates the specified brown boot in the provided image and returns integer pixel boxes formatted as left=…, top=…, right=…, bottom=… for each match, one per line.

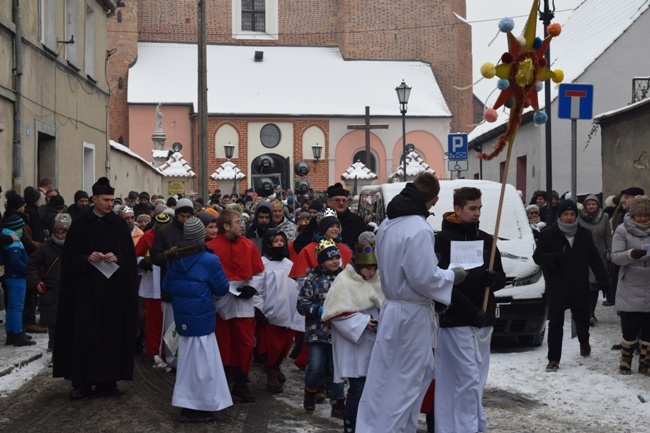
left=639, top=340, right=650, bottom=376
left=620, top=339, right=637, bottom=375
left=24, top=324, right=47, bottom=333
left=266, top=369, right=283, bottom=394
left=331, top=397, right=345, bottom=419
left=303, top=388, right=316, bottom=411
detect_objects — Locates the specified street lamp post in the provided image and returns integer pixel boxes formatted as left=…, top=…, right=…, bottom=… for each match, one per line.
left=311, top=143, right=323, bottom=171
left=396, top=80, right=411, bottom=182
left=224, top=142, right=235, bottom=160
left=539, top=0, right=556, bottom=222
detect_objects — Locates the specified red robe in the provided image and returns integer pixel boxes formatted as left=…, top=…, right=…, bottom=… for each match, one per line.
left=289, top=241, right=352, bottom=278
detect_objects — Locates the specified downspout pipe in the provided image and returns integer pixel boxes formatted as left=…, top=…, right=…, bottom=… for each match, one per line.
left=12, top=0, right=23, bottom=191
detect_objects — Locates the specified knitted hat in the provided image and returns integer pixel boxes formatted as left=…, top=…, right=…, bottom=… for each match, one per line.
left=5, top=190, right=26, bottom=210
left=4, top=214, right=25, bottom=231
left=92, top=177, right=114, bottom=196
left=583, top=194, right=600, bottom=207
left=154, top=212, right=172, bottom=228
left=137, top=214, right=151, bottom=226
left=74, top=190, right=89, bottom=204
left=525, top=204, right=539, bottom=214
left=196, top=211, right=217, bottom=227
left=128, top=191, right=139, bottom=201
left=629, top=195, right=650, bottom=216
left=557, top=199, right=578, bottom=216
left=354, top=231, right=377, bottom=267
left=621, top=187, right=644, bottom=196
left=50, top=195, right=65, bottom=210
left=166, top=197, right=177, bottom=207
left=315, top=238, right=340, bottom=264
left=23, top=186, right=41, bottom=205
left=551, top=190, right=560, bottom=200
left=317, top=207, right=340, bottom=235
left=183, top=216, right=206, bottom=242
left=153, top=204, right=167, bottom=216
left=162, top=207, right=176, bottom=217
left=327, top=182, right=349, bottom=198
left=53, top=213, right=72, bottom=232
left=309, top=201, right=323, bottom=213
left=139, top=191, right=150, bottom=200
left=604, top=195, right=615, bottom=208
left=175, top=198, right=194, bottom=215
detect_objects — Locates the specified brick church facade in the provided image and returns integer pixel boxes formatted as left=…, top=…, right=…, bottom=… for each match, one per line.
left=107, top=1, right=472, bottom=194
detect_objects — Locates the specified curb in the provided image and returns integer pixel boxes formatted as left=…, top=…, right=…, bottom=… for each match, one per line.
left=0, top=352, right=44, bottom=379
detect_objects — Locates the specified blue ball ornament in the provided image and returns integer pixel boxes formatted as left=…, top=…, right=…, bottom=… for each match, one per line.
left=497, top=79, right=510, bottom=90
left=533, top=37, right=543, bottom=49
left=534, top=111, right=548, bottom=125
left=499, top=17, right=515, bottom=33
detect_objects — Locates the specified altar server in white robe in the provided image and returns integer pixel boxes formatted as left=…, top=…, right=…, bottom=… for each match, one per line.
left=162, top=217, right=232, bottom=423
left=322, top=231, right=384, bottom=433
left=356, top=173, right=467, bottom=433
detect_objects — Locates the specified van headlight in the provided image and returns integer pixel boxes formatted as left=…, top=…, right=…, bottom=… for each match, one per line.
left=513, top=267, right=543, bottom=286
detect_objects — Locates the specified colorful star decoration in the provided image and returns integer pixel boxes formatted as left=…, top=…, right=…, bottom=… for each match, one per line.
left=478, top=0, right=564, bottom=160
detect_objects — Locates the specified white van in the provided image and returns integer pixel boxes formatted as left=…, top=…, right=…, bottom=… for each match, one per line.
left=358, top=179, right=547, bottom=346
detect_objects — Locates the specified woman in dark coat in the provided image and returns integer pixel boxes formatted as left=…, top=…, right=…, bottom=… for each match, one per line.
left=533, top=200, right=610, bottom=371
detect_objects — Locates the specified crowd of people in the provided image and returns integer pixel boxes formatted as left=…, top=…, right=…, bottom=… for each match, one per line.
left=1, top=174, right=649, bottom=433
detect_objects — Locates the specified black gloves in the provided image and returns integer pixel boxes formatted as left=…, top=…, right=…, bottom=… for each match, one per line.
left=472, top=309, right=488, bottom=328
left=630, top=248, right=647, bottom=260
left=237, top=285, right=258, bottom=299
left=481, top=270, right=500, bottom=288
left=254, top=308, right=268, bottom=325
left=137, top=258, right=153, bottom=271
left=451, top=267, right=468, bottom=286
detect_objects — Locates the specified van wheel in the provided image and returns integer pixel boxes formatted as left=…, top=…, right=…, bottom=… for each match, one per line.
left=519, top=329, right=545, bottom=347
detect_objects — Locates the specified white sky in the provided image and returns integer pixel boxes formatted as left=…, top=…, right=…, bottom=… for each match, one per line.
left=467, top=0, right=584, bottom=104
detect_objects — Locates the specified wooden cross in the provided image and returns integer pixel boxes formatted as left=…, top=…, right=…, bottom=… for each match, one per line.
left=347, top=106, right=388, bottom=169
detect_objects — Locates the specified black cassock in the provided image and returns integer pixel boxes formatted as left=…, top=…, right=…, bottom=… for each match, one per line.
left=53, top=209, right=138, bottom=385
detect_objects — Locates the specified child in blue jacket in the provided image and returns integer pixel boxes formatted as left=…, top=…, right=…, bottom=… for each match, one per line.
left=1, top=214, right=35, bottom=347
left=163, top=217, right=231, bottom=423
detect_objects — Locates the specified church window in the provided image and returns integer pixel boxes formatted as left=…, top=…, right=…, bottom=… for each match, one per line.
left=353, top=150, right=377, bottom=173
left=242, top=0, right=265, bottom=32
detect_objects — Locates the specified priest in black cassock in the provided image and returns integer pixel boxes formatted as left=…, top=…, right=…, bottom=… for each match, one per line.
left=53, top=177, right=138, bottom=400
left=326, top=183, right=367, bottom=250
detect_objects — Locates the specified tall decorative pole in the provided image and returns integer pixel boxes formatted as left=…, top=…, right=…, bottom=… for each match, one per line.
left=396, top=80, right=411, bottom=182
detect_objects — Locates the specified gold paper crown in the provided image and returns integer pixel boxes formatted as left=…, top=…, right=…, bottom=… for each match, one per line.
left=315, top=238, right=338, bottom=256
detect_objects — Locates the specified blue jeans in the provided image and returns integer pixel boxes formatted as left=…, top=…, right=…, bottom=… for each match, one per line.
left=345, top=376, right=366, bottom=420
left=5, top=277, right=26, bottom=334
left=305, top=343, right=344, bottom=403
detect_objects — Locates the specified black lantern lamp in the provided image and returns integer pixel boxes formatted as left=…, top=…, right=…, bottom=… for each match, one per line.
left=224, top=142, right=235, bottom=160
left=395, top=80, right=411, bottom=182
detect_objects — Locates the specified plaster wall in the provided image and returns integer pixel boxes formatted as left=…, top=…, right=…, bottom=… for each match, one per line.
left=128, top=104, right=193, bottom=162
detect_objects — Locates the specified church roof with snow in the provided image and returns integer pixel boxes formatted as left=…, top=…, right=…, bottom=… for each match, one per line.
left=389, top=151, right=435, bottom=180
left=210, top=161, right=245, bottom=180
left=128, top=44, right=451, bottom=118
left=157, top=152, right=196, bottom=178
left=341, top=161, right=378, bottom=180
left=469, top=0, right=650, bottom=141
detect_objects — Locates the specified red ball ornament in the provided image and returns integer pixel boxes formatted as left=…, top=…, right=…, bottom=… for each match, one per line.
left=547, top=23, right=562, bottom=37
left=484, top=108, right=498, bottom=123
left=524, top=98, right=531, bottom=108
left=538, top=58, right=547, bottom=67
left=501, top=52, right=513, bottom=64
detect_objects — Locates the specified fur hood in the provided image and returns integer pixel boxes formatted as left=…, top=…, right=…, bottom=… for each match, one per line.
left=321, top=263, right=384, bottom=322
left=165, top=242, right=206, bottom=261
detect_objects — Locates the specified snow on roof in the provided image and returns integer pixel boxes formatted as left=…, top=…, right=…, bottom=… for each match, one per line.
left=128, top=43, right=451, bottom=117
left=110, top=140, right=161, bottom=174
left=388, top=151, right=435, bottom=180
left=469, top=0, right=650, bottom=141
left=158, top=152, right=197, bottom=178
left=341, top=161, right=377, bottom=180
left=210, top=160, right=245, bottom=180
left=152, top=149, right=171, bottom=158
left=594, top=93, right=650, bottom=121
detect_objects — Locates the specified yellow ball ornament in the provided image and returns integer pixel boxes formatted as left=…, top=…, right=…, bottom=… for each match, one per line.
left=481, top=62, right=497, bottom=79
left=551, top=69, right=564, bottom=83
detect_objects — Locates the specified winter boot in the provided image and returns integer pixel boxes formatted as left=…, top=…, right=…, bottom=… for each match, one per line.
left=331, top=397, right=345, bottom=419
left=620, top=339, right=637, bottom=375
left=232, top=369, right=255, bottom=402
left=426, top=412, right=435, bottom=433
left=638, top=340, right=650, bottom=376
left=303, top=388, right=316, bottom=411
left=5, top=332, right=14, bottom=345
left=343, top=417, right=356, bottom=433
left=276, top=365, right=286, bottom=384
left=13, top=332, right=36, bottom=347
left=266, top=369, right=283, bottom=394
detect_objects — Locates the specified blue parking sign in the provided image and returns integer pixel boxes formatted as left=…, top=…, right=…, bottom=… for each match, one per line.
left=558, top=84, right=594, bottom=120
left=448, top=134, right=468, bottom=160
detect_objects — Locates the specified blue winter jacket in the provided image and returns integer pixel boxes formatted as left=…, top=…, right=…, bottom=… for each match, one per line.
left=1, top=228, right=28, bottom=278
left=162, top=242, right=230, bottom=337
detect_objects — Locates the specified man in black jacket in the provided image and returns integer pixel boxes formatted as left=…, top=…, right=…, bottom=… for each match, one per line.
left=434, top=186, right=506, bottom=433
left=533, top=199, right=610, bottom=372
left=326, top=183, right=365, bottom=250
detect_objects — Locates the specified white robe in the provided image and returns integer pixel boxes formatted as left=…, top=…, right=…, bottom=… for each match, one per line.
left=356, top=214, right=454, bottom=433
left=322, top=264, right=383, bottom=383
left=137, top=259, right=161, bottom=299
left=215, top=272, right=265, bottom=320
left=254, top=257, right=298, bottom=328
left=172, top=333, right=233, bottom=412
left=435, top=326, right=492, bottom=433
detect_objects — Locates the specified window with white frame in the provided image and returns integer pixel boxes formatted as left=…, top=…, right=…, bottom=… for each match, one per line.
left=65, top=0, right=78, bottom=65
left=83, top=142, right=95, bottom=193
left=84, top=3, right=95, bottom=77
left=232, top=0, right=278, bottom=40
left=40, top=0, right=57, bottom=50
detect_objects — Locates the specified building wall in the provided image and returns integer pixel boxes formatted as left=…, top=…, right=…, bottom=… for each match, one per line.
left=110, top=145, right=166, bottom=199
left=129, top=104, right=193, bottom=162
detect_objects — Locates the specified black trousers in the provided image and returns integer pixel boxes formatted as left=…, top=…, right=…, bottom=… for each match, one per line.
left=620, top=311, right=650, bottom=342
left=547, top=309, right=590, bottom=362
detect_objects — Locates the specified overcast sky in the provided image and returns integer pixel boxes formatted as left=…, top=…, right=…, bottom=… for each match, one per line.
left=466, top=0, right=584, bottom=103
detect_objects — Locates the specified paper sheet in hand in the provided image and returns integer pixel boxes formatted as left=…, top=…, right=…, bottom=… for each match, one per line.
left=449, top=240, right=484, bottom=270
left=229, top=280, right=246, bottom=297
left=91, top=260, right=120, bottom=278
